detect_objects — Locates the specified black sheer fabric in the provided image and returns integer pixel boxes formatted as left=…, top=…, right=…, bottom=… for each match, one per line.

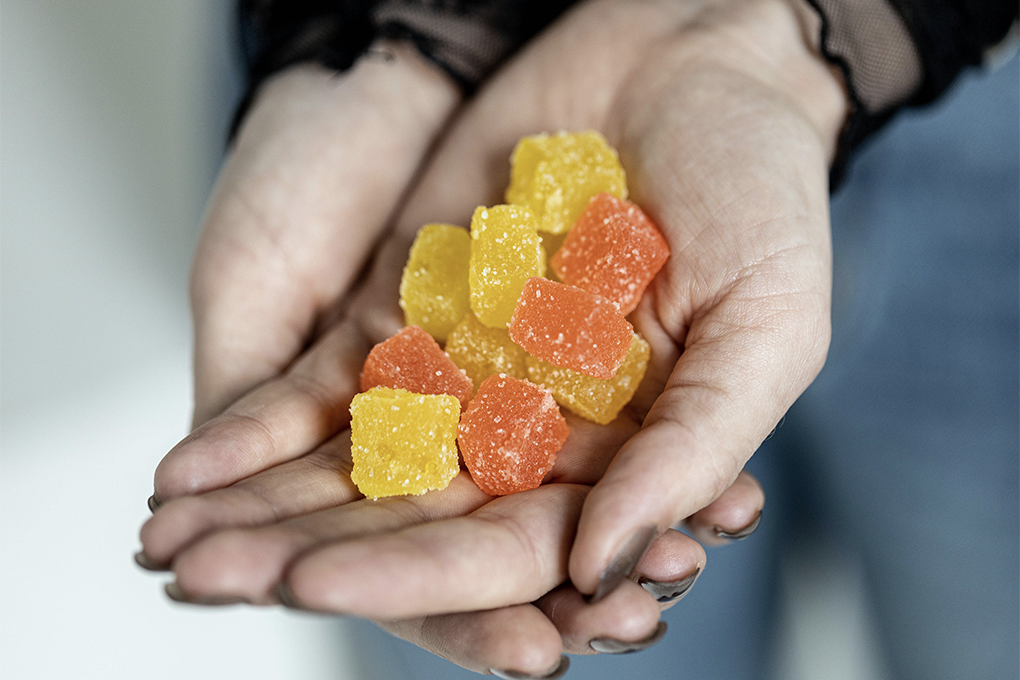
left=231, top=0, right=380, bottom=137
left=230, top=0, right=575, bottom=136
left=231, top=0, right=1018, bottom=187
left=805, top=0, right=1018, bottom=187
left=371, top=0, right=577, bottom=91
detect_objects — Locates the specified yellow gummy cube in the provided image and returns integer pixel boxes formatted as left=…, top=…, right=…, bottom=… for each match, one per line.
left=445, top=311, right=529, bottom=391
left=350, top=387, right=460, bottom=499
left=399, top=223, right=472, bottom=343
left=469, top=205, right=545, bottom=328
left=506, top=131, right=628, bottom=235
left=526, top=334, right=650, bottom=425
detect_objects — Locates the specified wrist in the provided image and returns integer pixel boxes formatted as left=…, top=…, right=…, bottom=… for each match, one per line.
left=778, top=0, right=850, bottom=161
left=662, top=0, right=850, bottom=162
left=235, top=38, right=460, bottom=155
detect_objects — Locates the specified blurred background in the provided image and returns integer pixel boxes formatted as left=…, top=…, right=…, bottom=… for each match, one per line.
left=1, top=1, right=1015, bottom=679
left=1, top=2, right=362, bottom=678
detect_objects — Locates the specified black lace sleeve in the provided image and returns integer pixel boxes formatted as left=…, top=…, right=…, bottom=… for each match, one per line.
left=230, top=0, right=577, bottom=137
left=369, top=0, right=577, bottom=92
left=231, top=0, right=1018, bottom=189
left=230, top=0, right=379, bottom=137
left=804, top=0, right=1019, bottom=187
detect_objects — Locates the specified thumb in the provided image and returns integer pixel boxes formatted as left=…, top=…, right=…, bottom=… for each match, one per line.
left=569, top=251, right=830, bottom=599
left=190, top=47, right=458, bottom=426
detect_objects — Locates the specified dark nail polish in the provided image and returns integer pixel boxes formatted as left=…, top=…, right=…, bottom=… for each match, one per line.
left=147, top=494, right=161, bottom=513
left=164, top=582, right=248, bottom=606
left=714, top=510, right=762, bottom=541
left=490, top=655, right=570, bottom=679
left=589, top=621, right=668, bottom=654
left=586, top=525, right=657, bottom=604
left=134, top=551, right=169, bottom=572
left=638, top=567, right=700, bottom=603
left=275, top=582, right=300, bottom=608
left=164, top=582, right=187, bottom=602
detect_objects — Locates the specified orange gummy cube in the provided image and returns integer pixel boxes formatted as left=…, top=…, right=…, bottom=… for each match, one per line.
left=552, top=193, right=670, bottom=316
left=360, top=325, right=473, bottom=410
left=508, top=278, right=634, bottom=379
left=458, top=375, right=569, bottom=496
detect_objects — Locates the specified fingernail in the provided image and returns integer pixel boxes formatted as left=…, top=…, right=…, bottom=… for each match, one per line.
left=586, top=524, right=657, bottom=604
left=164, top=581, right=248, bottom=606
left=638, top=566, right=701, bottom=603
left=490, top=655, right=570, bottom=679
left=134, top=551, right=169, bottom=572
left=589, top=620, right=668, bottom=654
left=714, top=510, right=762, bottom=541
left=275, top=582, right=300, bottom=608
left=274, top=582, right=338, bottom=615
left=147, top=494, right=161, bottom=513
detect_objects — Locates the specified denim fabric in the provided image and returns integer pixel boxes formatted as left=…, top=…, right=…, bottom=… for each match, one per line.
left=787, top=51, right=1019, bottom=680
left=350, top=55, right=1019, bottom=680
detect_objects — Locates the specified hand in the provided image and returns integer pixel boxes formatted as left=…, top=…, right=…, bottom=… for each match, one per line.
left=178, top=40, right=458, bottom=433
left=141, top=0, right=840, bottom=673
left=363, top=0, right=843, bottom=599
left=144, top=408, right=760, bottom=672
left=144, top=195, right=762, bottom=673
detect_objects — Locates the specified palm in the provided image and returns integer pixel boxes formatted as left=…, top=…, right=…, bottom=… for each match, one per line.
left=142, top=0, right=841, bottom=673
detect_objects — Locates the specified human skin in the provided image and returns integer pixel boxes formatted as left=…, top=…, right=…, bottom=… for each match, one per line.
left=139, top=0, right=845, bottom=674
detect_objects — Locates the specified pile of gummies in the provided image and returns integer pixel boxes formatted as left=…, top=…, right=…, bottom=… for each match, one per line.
left=351, top=131, right=670, bottom=499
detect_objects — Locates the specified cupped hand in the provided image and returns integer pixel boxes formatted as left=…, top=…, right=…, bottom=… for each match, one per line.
left=179, top=40, right=459, bottom=435
left=288, top=0, right=842, bottom=604
left=142, top=241, right=759, bottom=671
left=366, top=0, right=843, bottom=599
left=143, top=387, right=754, bottom=673
left=140, top=0, right=840, bottom=673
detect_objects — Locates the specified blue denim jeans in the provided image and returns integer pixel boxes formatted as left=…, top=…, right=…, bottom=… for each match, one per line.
left=349, top=56, right=1020, bottom=680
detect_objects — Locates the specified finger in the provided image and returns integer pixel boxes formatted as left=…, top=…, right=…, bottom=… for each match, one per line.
left=536, top=526, right=703, bottom=656
left=633, top=528, right=706, bottom=608
left=684, top=470, right=765, bottom=546
left=140, top=429, right=359, bottom=567
left=163, top=475, right=489, bottom=604
left=154, top=318, right=366, bottom=501
left=537, top=582, right=662, bottom=656
left=283, top=484, right=589, bottom=619
left=162, top=492, right=705, bottom=617
left=191, top=44, right=459, bottom=425
left=571, top=280, right=826, bottom=597
left=381, top=606, right=568, bottom=678
left=568, top=14, right=834, bottom=597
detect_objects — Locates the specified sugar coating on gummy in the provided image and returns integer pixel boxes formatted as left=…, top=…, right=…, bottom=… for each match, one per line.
left=458, top=375, right=569, bottom=496
left=469, top=205, right=545, bottom=329
left=350, top=387, right=460, bottom=499
left=360, top=325, right=473, bottom=410
left=444, top=311, right=529, bottom=391
left=508, top=277, right=634, bottom=379
left=399, top=223, right=472, bottom=343
left=527, top=334, right=650, bottom=425
left=552, top=193, right=670, bottom=316
left=506, top=131, right=627, bottom=235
